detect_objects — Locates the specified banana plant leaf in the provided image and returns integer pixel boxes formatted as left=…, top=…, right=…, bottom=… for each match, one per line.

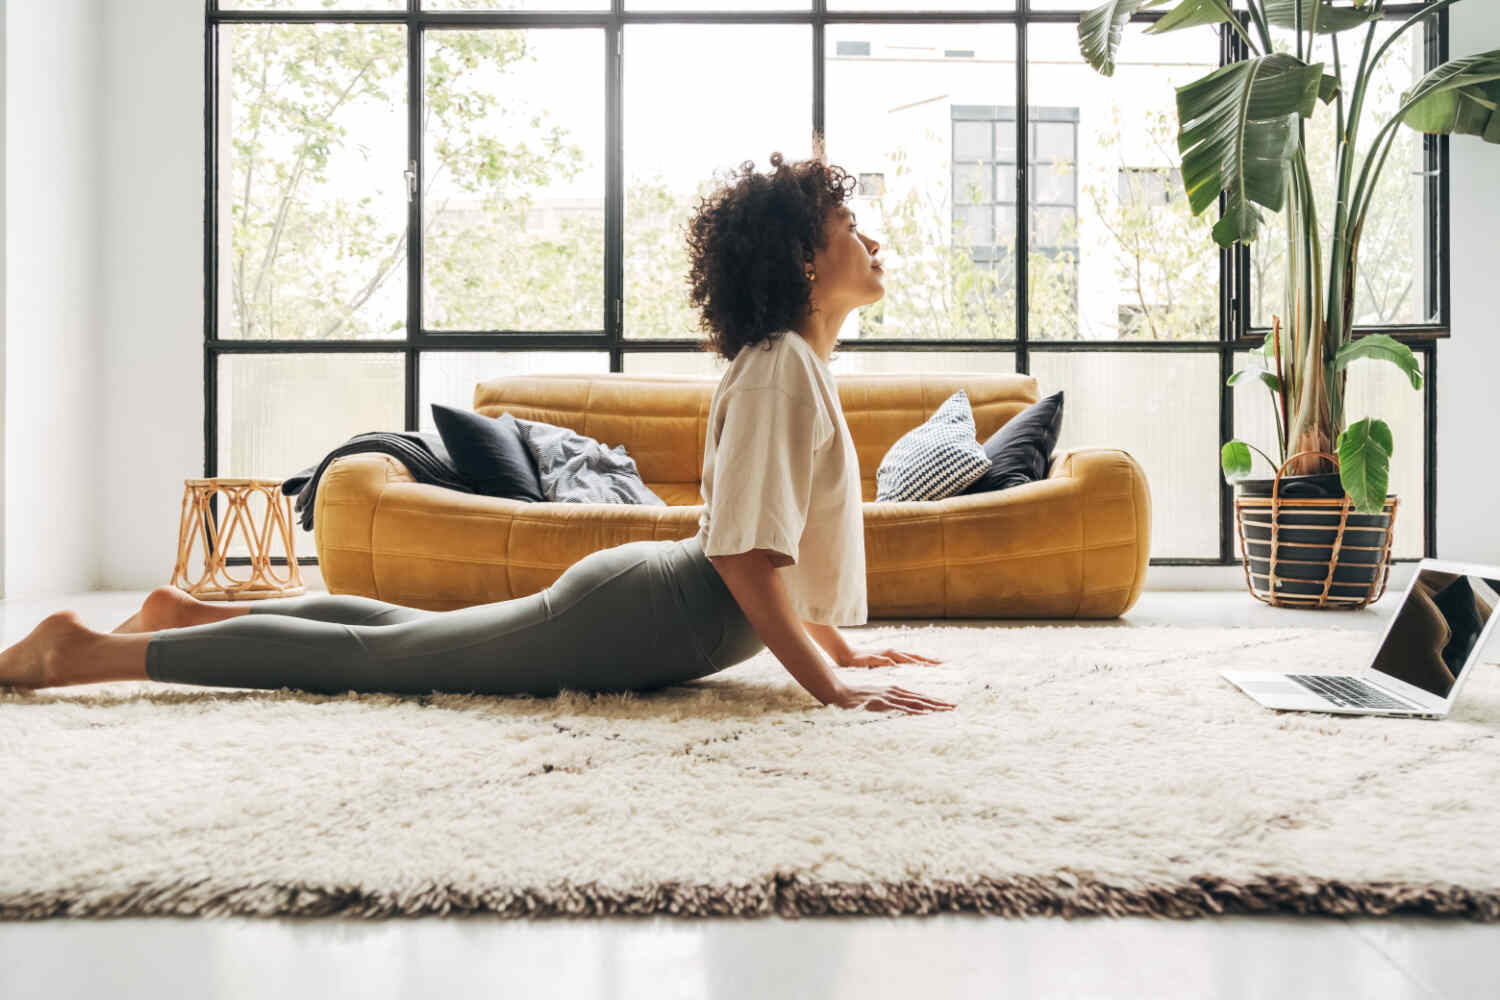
left=1145, top=0, right=1235, bottom=35
left=1332, top=333, right=1424, bottom=390
left=1400, top=51, right=1500, bottom=141
left=1337, top=417, right=1394, bottom=514
left=1078, top=0, right=1171, bottom=77
left=1175, top=53, right=1326, bottom=246
left=1263, top=0, right=1380, bottom=34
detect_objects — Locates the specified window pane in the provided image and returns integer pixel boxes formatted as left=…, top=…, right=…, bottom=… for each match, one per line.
left=1251, top=19, right=1435, bottom=328
left=828, top=0, right=1012, bottom=9
left=1033, top=120, right=1075, bottom=163
left=419, top=351, right=611, bottom=431
left=1027, top=24, right=1221, bottom=342
left=954, top=161, right=995, bottom=204
left=1031, top=205, right=1074, bottom=247
left=954, top=204, right=992, bottom=246
left=623, top=350, right=1014, bottom=377
left=624, top=0, right=809, bottom=9
left=1030, top=351, right=1221, bottom=558
left=1232, top=351, right=1425, bottom=559
left=217, top=353, right=405, bottom=557
left=624, top=24, right=812, bottom=341
left=621, top=352, right=731, bottom=377
left=426, top=0, right=607, bottom=10
left=954, top=120, right=993, bottom=161
left=223, top=0, right=402, bottom=7
left=218, top=24, right=408, bottom=341
left=423, top=29, right=605, bottom=332
left=1032, top=164, right=1073, bottom=206
left=827, top=23, right=1019, bottom=341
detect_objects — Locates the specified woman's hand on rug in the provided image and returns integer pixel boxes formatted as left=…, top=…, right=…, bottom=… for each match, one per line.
left=831, top=683, right=955, bottom=715
left=837, top=647, right=943, bottom=669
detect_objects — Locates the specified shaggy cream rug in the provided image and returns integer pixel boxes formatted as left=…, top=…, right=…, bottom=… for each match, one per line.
left=3, top=624, right=1499, bottom=922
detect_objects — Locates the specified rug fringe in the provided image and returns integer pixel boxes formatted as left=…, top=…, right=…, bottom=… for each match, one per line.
left=2, top=874, right=1496, bottom=921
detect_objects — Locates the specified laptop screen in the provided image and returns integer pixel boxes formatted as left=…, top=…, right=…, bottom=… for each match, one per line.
left=1370, top=569, right=1500, bottom=699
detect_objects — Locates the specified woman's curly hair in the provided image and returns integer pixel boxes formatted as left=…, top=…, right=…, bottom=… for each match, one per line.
left=684, top=150, right=858, bottom=363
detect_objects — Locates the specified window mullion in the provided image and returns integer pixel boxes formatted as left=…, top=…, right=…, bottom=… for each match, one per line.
left=406, top=3, right=422, bottom=430
left=1015, top=4, right=1029, bottom=375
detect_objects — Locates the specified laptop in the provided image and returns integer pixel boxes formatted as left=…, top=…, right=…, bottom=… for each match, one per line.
left=1221, top=558, right=1500, bottom=719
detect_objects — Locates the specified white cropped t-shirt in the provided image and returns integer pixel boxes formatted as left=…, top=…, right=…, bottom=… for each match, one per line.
left=695, top=330, right=868, bottom=626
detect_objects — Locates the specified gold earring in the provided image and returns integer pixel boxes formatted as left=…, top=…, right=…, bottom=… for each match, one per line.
left=806, top=271, right=816, bottom=281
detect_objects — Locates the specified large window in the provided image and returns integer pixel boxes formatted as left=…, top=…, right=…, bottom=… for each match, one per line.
left=206, top=2, right=1446, bottom=567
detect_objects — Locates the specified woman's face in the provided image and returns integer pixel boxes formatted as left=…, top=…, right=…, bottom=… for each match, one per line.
left=808, top=203, right=883, bottom=308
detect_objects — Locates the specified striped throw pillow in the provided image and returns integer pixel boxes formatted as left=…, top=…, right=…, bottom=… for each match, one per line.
left=874, top=390, right=991, bottom=502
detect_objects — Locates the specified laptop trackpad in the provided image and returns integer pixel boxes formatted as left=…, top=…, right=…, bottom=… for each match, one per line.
left=1241, top=679, right=1305, bottom=696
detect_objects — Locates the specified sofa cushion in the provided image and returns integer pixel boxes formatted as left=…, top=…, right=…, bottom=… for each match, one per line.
left=960, top=390, right=1065, bottom=495
left=511, top=416, right=667, bottom=506
left=874, top=389, right=991, bottom=502
left=430, top=404, right=546, bottom=502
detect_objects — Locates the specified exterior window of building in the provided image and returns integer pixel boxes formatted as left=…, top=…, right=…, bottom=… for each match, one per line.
left=951, top=105, right=1079, bottom=283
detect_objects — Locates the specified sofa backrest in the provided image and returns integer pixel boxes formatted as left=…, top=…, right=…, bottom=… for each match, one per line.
left=472, top=371, right=1040, bottom=503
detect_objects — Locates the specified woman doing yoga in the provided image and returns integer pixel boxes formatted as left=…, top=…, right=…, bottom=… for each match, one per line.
left=0, top=151, right=954, bottom=716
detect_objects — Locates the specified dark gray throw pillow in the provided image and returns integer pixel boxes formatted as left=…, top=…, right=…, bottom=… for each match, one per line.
left=959, top=390, right=1065, bottom=495
left=430, top=403, right=546, bottom=502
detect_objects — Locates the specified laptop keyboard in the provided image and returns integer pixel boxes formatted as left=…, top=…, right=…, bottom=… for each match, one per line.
left=1287, top=674, right=1419, bottom=711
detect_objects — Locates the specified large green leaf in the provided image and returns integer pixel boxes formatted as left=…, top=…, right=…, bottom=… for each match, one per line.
left=1221, top=440, right=1254, bottom=482
left=1175, top=53, right=1326, bottom=247
left=1336, top=417, right=1393, bottom=514
left=1145, top=0, right=1235, bottom=35
left=1227, top=367, right=1284, bottom=394
left=1263, top=0, right=1380, bottom=34
left=1401, top=51, right=1500, bottom=143
left=1332, top=334, right=1423, bottom=390
left=1078, top=0, right=1172, bottom=77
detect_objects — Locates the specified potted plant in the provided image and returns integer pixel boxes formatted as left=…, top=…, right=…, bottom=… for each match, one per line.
left=1078, top=0, right=1499, bottom=607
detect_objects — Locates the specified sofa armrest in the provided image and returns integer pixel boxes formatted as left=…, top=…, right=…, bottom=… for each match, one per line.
left=312, top=453, right=422, bottom=598
left=1046, top=446, right=1153, bottom=615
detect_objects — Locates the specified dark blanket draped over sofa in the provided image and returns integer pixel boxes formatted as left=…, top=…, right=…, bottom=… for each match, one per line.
left=281, top=431, right=473, bottom=532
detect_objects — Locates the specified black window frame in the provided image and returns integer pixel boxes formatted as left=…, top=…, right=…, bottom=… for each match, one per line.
left=203, top=1, right=1448, bottom=570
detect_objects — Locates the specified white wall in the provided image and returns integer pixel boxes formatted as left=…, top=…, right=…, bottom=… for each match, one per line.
left=15, top=1, right=1490, bottom=594
left=2, top=0, right=104, bottom=599
left=1438, top=2, right=1500, bottom=566
left=96, top=0, right=209, bottom=593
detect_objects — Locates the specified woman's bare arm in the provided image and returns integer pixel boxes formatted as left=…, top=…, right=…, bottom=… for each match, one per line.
left=709, top=549, right=850, bottom=707
left=802, top=620, right=853, bottom=665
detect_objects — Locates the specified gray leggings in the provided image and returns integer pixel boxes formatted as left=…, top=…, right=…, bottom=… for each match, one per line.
left=144, top=536, right=766, bottom=697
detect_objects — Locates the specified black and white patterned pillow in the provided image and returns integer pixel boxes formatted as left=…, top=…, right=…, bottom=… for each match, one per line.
left=875, top=390, right=991, bottom=502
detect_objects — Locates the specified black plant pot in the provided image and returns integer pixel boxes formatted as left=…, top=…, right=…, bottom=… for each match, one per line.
left=1233, top=471, right=1345, bottom=500
left=1230, top=453, right=1397, bottom=609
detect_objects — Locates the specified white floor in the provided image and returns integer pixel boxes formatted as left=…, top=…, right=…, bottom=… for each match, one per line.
left=1, top=588, right=1493, bottom=1000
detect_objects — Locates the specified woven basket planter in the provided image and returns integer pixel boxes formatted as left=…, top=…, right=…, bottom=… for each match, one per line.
left=1232, top=450, right=1398, bottom=610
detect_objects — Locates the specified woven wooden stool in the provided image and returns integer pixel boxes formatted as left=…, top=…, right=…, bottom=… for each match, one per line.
left=169, top=477, right=306, bottom=601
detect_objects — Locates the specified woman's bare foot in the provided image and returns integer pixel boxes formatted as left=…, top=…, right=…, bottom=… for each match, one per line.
left=112, top=585, right=208, bottom=634
left=0, top=610, right=94, bottom=690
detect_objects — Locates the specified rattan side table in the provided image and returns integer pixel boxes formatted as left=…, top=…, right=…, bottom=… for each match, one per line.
left=169, top=477, right=306, bottom=601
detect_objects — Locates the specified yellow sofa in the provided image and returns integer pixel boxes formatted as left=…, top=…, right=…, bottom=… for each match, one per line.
left=311, top=372, right=1152, bottom=618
